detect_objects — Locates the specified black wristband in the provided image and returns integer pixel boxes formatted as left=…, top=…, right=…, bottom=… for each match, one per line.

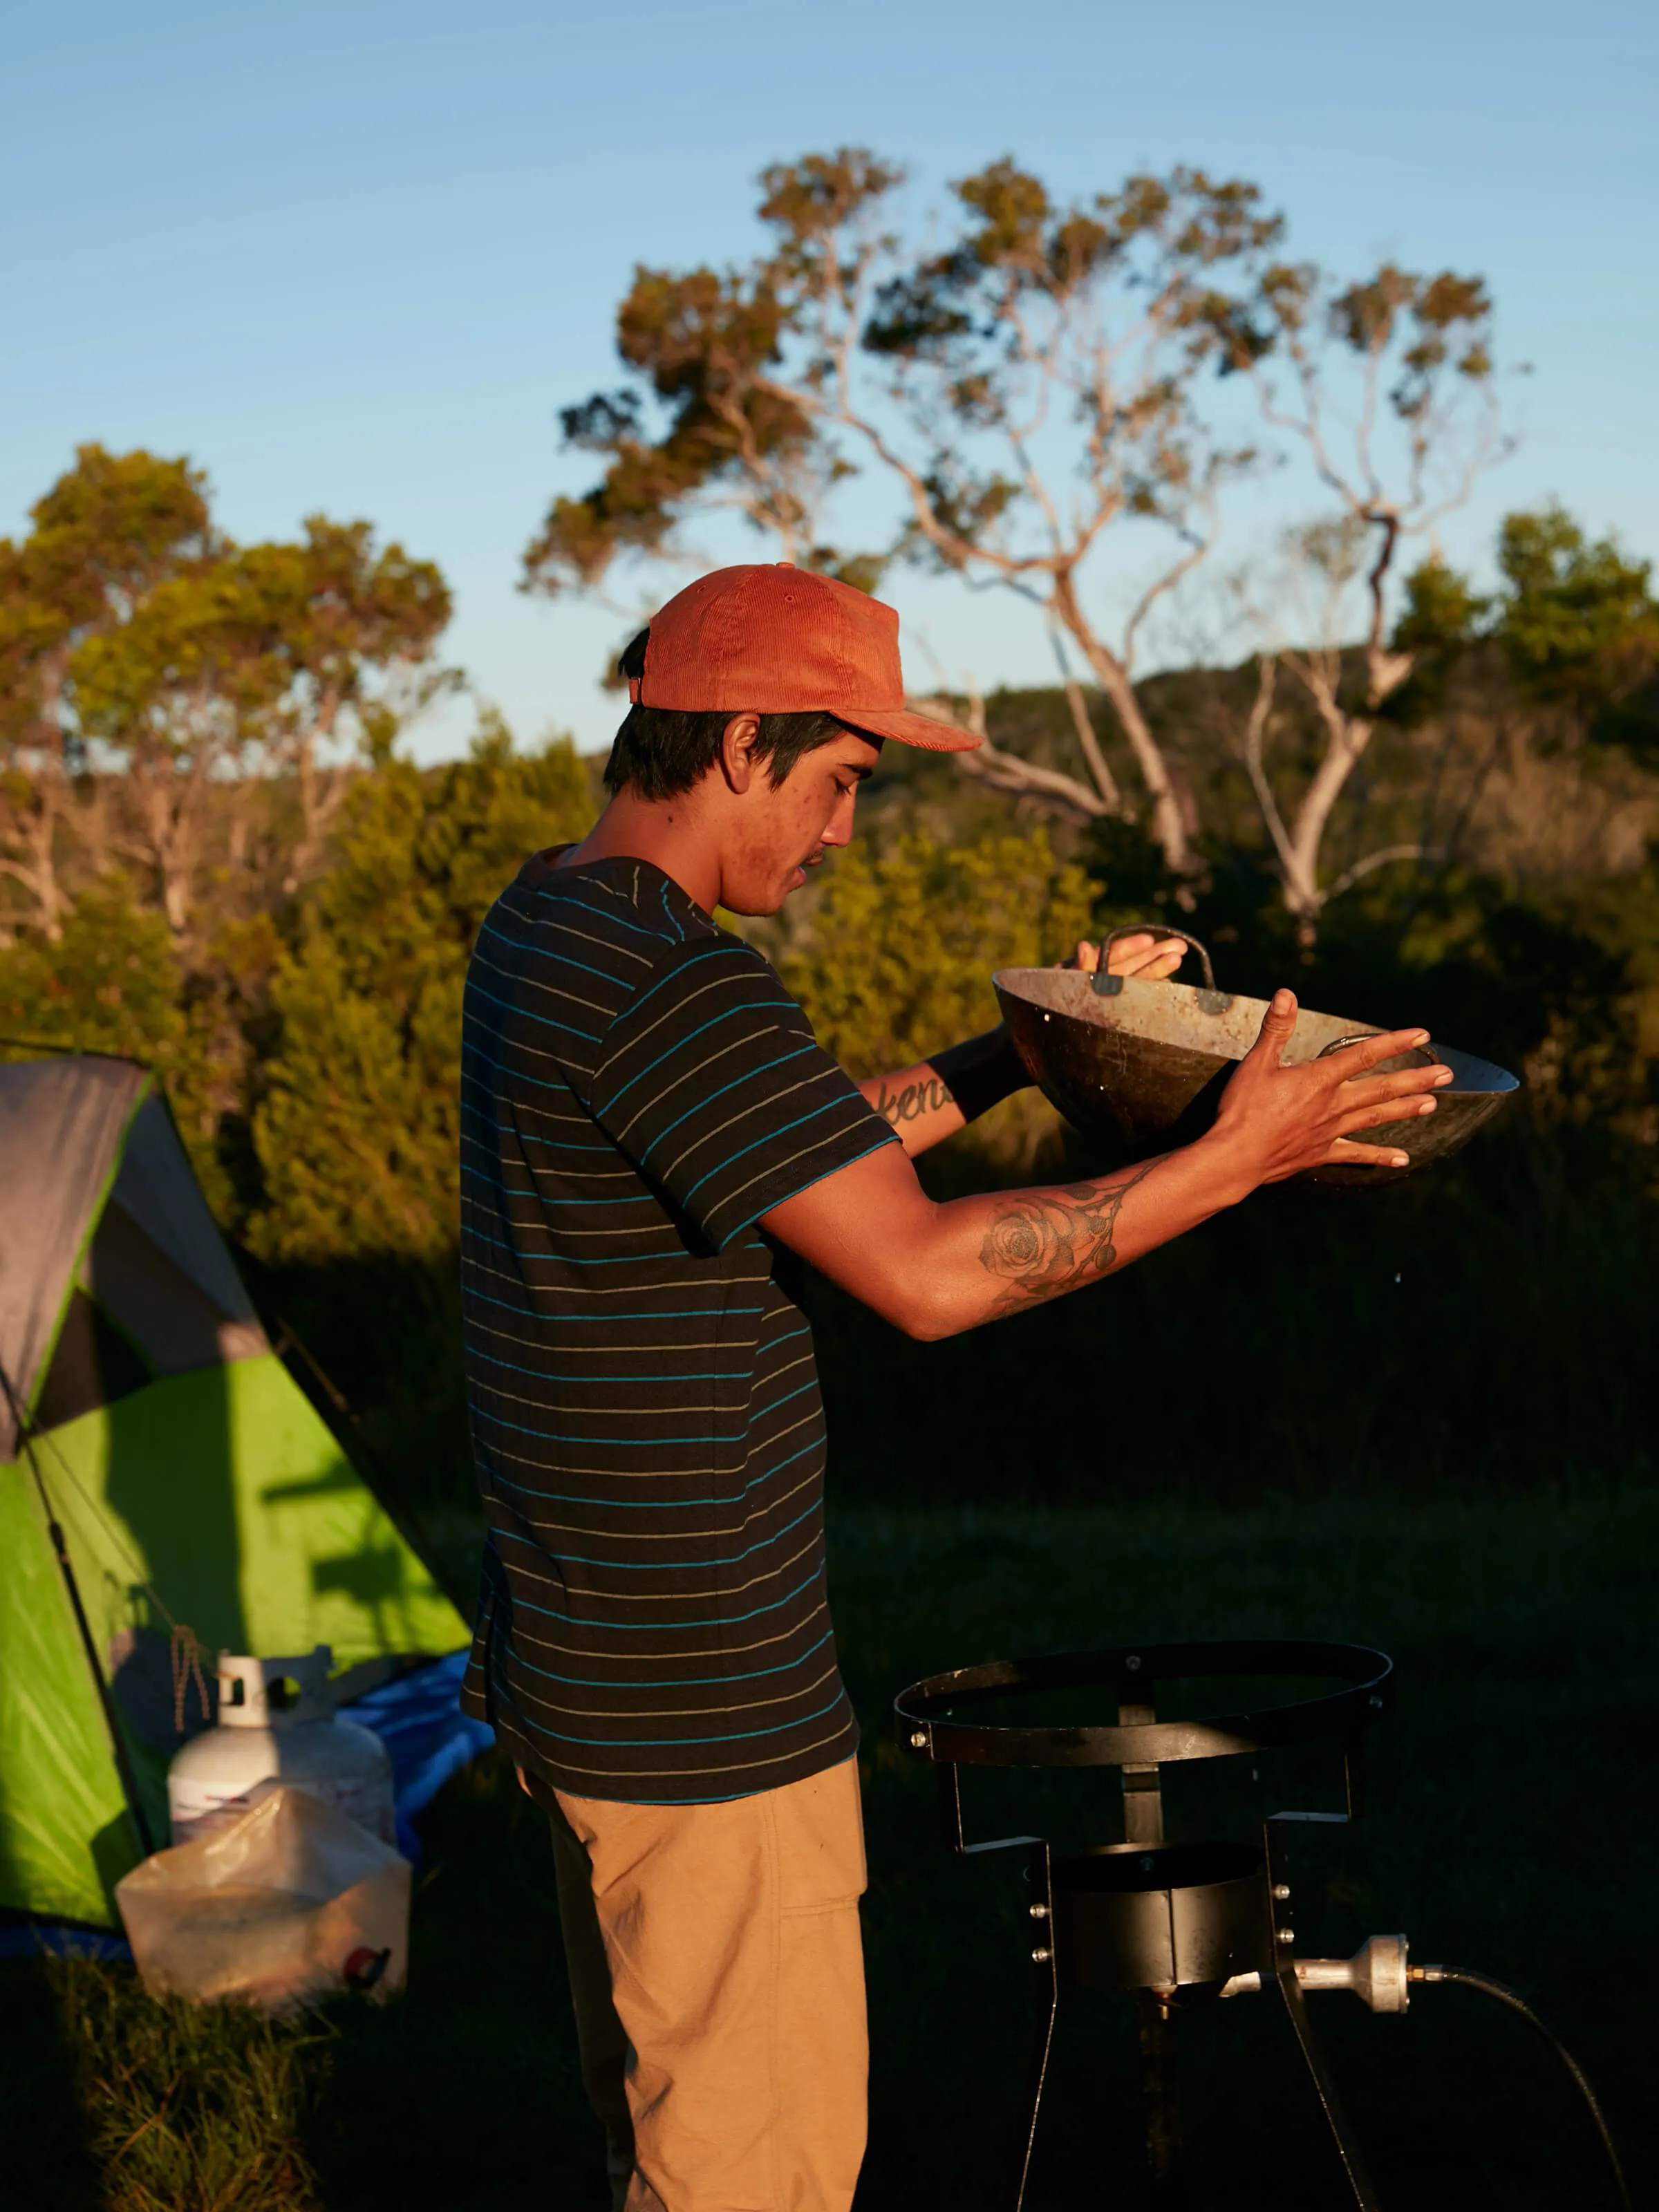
left=929, top=1026, right=1031, bottom=1126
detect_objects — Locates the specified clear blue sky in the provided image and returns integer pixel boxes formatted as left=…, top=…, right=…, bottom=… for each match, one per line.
left=3, top=0, right=1654, bottom=759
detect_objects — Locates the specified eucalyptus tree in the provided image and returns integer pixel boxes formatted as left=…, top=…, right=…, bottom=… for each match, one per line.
left=227, top=519, right=456, bottom=893
left=525, top=151, right=1284, bottom=875
left=1219, top=262, right=1506, bottom=938
left=1, top=447, right=453, bottom=937
left=71, top=518, right=452, bottom=933
left=0, top=446, right=214, bottom=936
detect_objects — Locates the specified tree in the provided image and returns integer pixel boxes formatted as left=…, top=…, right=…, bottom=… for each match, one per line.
left=70, top=556, right=280, bottom=932
left=71, top=519, right=453, bottom=933
left=1221, top=261, right=1506, bottom=939
left=1391, top=552, right=1491, bottom=657
left=229, top=519, right=455, bottom=893
left=0, top=445, right=214, bottom=936
left=0, top=448, right=456, bottom=939
left=525, top=150, right=1285, bottom=874
left=525, top=233, right=879, bottom=589
left=1494, top=505, right=1659, bottom=726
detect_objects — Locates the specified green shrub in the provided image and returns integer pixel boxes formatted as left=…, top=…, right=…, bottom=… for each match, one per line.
left=776, top=827, right=1095, bottom=1171
left=245, top=731, right=590, bottom=1264
left=0, top=877, right=250, bottom=1218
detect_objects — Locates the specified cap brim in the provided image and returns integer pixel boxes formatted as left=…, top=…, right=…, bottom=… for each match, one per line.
left=836, top=705, right=983, bottom=753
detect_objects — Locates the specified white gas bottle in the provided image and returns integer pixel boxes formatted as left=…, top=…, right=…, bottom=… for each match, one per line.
left=167, top=1646, right=396, bottom=1850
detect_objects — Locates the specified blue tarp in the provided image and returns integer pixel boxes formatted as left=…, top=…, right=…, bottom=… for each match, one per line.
left=340, top=1648, right=495, bottom=1862
left=0, top=1651, right=494, bottom=1959
left=0, top=1921, right=133, bottom=1962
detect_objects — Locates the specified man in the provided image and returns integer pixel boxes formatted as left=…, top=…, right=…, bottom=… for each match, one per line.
left=458, top=565, right=1447, bottom=2212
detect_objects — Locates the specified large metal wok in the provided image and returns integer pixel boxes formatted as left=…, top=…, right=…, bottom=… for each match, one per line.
left=995, top=926, right=1519, bottom=1188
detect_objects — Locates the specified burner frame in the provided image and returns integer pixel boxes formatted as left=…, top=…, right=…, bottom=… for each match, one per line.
left=894, top=1638, right=1394, bottom=2209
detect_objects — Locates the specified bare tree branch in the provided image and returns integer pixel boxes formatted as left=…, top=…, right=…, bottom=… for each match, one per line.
left=906, top=691, right=1109, bottom=828
left=1323, top=843, right=1443, bottom=901
left=1228, top=261, right=1507, bottom=939
left=1238, top=655, right=1304, bottom=894
left=1047, top=627, right=1121, bottom=812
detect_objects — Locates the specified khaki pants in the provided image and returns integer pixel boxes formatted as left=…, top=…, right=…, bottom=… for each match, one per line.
left=548, top=1757, right=869, bottom=2212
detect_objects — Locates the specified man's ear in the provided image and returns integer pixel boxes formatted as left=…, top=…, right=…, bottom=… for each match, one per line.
left=718, top=713, right=762, bottom=795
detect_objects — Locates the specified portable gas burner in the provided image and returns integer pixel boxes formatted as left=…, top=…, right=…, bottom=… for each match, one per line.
left=894, top=1640, right=1626, bottom=2209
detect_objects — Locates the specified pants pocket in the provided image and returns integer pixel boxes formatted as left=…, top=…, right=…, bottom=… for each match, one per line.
left=774, top=1757, right=866, bottom=1915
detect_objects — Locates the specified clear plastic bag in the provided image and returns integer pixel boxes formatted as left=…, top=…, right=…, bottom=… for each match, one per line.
left=115, top=1784, right=411, bottom=2012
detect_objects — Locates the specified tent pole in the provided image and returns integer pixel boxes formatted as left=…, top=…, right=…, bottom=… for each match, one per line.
left=0, top=1363, right=156, bottom=1860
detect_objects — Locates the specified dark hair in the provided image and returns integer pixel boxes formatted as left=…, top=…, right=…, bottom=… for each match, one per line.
left=603, top=628, right=859, bottom=800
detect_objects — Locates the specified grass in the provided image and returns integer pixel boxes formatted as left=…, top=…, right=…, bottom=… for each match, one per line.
left=3, top=1485, right=1655, bottom=2211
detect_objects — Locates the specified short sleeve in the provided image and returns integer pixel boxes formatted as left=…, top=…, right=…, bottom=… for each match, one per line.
left=589, top=936, right=897, bottom=1248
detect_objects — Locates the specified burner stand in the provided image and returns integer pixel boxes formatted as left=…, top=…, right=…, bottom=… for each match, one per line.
left=894, top=1638, right=1394, bottom=2209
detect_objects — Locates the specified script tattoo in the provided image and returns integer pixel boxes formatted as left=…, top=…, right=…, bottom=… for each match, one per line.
left=874, top=1075, right=955, bottom=1129
left=978, top=1163, right=1159, bottom=1316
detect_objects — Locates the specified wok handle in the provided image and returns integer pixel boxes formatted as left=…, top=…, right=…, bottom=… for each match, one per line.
left=1098, top=923, right=1221, bottom=996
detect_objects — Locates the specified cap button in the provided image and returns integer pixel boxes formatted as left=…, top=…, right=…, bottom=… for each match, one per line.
left=776, top=561, right=795, bottom=569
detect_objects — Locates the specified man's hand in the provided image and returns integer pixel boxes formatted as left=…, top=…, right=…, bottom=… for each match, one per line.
left=767, top=989, right=1450, bottom=1340
left=859, top=935, right=1190, bottom=1156
left=861, top=935, right=1191, bottom=1156
left=1068, top=932, right=1190, bottom=983
left=1205, top=988, right=1452, bottom=1181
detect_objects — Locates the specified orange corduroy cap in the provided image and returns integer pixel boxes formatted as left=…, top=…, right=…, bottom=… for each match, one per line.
left=632, top=565, right=982, bottom=753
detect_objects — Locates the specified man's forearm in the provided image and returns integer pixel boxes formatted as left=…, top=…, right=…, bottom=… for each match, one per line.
left=776, top=994, right=1449, bottom=1336
left=762, top=1128, right=1257, bottom=1340
left=903, top=1135, right=1255, bottom=1335
left=859, top=1027, right=1029, bottom=1156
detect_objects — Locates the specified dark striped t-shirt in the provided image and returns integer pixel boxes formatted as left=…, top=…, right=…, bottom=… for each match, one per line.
left=457, top=850, right=896, bottom=1803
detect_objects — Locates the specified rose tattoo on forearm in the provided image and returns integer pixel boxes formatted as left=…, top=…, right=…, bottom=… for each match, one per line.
left=978, top=1162, right=1158, bottom=1316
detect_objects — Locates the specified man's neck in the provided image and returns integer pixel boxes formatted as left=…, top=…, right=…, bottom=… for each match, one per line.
left=559, top=790, right=719, bottom=914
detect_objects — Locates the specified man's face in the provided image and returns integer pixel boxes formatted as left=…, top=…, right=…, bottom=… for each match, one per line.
left=721, top=727, right=883, bottom=916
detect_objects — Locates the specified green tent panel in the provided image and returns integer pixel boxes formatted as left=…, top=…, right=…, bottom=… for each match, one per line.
left=0, top=1467, right=130, bottom=1927
left=0, top=1057, right=469, bottom=1933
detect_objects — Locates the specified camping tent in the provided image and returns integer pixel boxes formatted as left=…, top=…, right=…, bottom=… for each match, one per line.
left=0, top=1055, right=471, bottom=1937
